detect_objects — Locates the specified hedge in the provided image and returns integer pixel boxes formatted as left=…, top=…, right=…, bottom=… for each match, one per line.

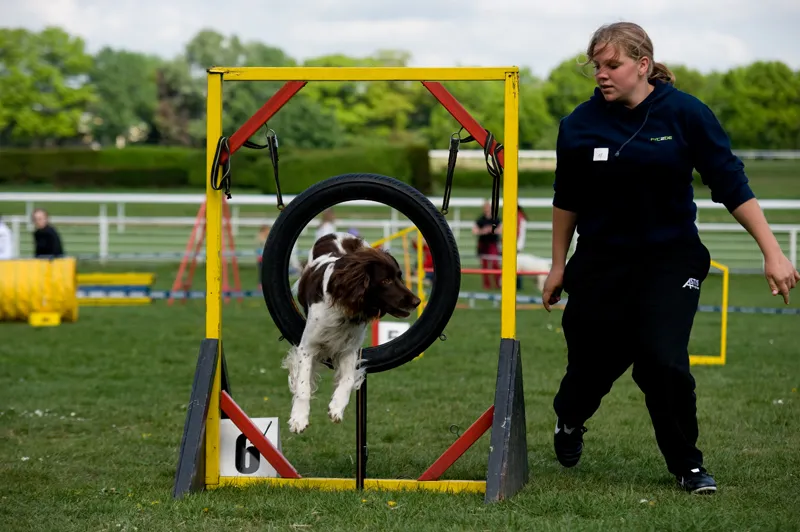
left=0, top=145, right=558, bottom=194
left=0, top=144, right=435, bottom=194
left=432, top=168, right=556, bottom=190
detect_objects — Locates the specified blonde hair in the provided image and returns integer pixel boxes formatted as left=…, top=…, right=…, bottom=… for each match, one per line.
left=583, top=22, right=675, bottom=85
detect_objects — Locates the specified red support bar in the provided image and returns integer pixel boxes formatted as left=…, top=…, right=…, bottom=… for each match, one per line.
left=220, top=390, right=301, bottom=479
left=418, top=406, right=495, bottom=481
left=421, top=81, right=504, bottom=169
left=219, top=81, right=308, bottom=165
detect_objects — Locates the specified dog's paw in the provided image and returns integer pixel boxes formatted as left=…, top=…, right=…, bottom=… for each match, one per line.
left=328, top=408, right=344, bottom=424
left=288, top=416, right=309, bottom=434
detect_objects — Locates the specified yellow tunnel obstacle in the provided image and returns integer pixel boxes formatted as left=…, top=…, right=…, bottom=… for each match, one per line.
left=0, top=258, right=79, bottom=326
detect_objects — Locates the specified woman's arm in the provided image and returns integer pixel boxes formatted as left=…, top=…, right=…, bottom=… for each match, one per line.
left=551, top=207, right=577, bottom=271
left=731, top=198, right=799, bottom=303
left=686, top=100, right=799, bottom=303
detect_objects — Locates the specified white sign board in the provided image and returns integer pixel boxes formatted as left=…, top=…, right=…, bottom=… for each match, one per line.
left=377, top=321, right=411, bottom=345
left=219, top=417, right=281, bottom=478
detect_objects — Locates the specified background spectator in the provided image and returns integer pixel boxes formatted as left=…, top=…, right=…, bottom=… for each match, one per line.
left=32, top=208, right=64, bottom=258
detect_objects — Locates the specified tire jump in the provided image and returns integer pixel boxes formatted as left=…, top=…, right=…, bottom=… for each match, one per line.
left=261, top=173, right=461, bottom=374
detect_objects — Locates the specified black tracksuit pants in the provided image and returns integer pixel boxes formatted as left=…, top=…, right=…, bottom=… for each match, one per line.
left=553, top=235, right=712, bottom=476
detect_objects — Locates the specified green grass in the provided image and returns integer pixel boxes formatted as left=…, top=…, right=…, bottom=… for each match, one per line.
left=1, top=262, right=799, bottom=531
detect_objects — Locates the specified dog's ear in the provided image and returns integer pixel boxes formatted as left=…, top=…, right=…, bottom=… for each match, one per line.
left=329, top=253, right=373, bottom=316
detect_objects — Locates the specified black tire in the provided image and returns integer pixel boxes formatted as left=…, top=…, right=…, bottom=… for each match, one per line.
left=261, top=173, right=461, bottom=373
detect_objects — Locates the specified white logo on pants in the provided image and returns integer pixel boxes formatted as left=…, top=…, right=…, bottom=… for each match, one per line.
left=682, top=278, right=700, bottom=290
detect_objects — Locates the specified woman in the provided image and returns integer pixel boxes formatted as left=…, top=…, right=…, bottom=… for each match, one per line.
left=541, top=21, right=799, bottom=494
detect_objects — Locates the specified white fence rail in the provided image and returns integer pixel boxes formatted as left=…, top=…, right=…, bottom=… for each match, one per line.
left=1, top=193, right=798, bottom=271
left=429, top=149, right=800, bottom=161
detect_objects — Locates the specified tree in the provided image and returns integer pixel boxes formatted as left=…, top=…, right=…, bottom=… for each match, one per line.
left=0, top=27, right=95, bottom=147
left=669, top=64, right=709, bottom=98
left=87, top=47, right=163, bottom=146
left=541, top=56, right=597, bottom=122
left=152, top=57, right=205, bottom=146
left=706, top=61, right=800, bottom=149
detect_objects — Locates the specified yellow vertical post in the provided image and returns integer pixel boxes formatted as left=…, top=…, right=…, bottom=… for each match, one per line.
left=205, top=71, right=224, bottom=488
left=500, top=70, right=520, bottom=339
left=402, top=234, right=412, bottom=289
left=720, top=262, right=729, bottom=364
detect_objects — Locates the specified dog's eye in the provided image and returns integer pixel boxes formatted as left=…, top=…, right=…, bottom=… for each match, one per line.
left=381, top=278, right=392, bottom=285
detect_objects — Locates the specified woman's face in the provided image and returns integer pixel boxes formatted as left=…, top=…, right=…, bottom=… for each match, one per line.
left=592, top=42, right=648, bottom=105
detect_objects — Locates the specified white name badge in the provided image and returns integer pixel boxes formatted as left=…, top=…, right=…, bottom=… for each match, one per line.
left=593, top=147, right=609, bottom=161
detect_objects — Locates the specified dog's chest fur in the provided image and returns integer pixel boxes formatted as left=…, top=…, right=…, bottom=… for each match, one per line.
left=295, top=233, right=368, bottom=361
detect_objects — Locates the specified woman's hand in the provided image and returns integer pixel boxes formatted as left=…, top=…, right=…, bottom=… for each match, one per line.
left=764, top=252, right=800, bottom=304
left=542, top=267, right=565, bottom=312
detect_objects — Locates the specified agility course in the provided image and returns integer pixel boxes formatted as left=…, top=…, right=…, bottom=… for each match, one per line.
left=171, top=65, right=530, bottom=503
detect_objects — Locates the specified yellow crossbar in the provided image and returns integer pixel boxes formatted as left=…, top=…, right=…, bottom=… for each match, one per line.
left=76, top=273, right=156, bottom=286
left=210, top=66, right=516, bottom=82
left=212, top=477, right=486, bottom=494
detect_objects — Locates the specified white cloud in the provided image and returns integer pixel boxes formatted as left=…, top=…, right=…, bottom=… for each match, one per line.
left=1, top=0, right=797, bottom=77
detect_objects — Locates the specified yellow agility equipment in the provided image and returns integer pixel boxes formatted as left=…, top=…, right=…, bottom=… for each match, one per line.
left=0, top=258, right=79, bottom=326
left=173, top=65, right=526, bottom=505
left=690, top=259, right=730, bottom=366
left=76, top=272, right=156, bottom=306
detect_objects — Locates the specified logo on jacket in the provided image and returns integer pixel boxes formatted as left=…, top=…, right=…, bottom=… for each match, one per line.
left=682, top=278, right=700, bottom=290
left=650, top=135, right=673, bottom=142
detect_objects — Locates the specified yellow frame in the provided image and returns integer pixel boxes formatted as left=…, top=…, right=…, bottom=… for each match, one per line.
left=204, top=66, right=520, bottom=493
left=689, top=259, right=729, bottom=366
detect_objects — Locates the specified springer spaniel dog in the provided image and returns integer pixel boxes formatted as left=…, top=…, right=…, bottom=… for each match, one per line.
left=284, top=232, right=421, bottom=434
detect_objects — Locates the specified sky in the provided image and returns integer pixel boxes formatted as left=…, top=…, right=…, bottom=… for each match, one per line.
left=2, top=0, right=799, bottom=78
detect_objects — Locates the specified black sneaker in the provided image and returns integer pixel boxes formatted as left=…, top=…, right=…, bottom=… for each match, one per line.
left=677, top=467, right=717, bottom=494
left=554, top=418, right=587, bottom=467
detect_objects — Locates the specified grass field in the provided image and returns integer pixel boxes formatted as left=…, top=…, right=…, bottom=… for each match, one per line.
left=2, top=260, right=799, bottom=531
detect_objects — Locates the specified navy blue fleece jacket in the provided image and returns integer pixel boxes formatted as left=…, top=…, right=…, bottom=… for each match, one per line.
left=553, top=79, right=755, bottom=247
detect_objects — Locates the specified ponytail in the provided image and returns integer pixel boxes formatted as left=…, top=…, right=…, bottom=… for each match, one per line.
left=650, top=61, right=676, bottom=85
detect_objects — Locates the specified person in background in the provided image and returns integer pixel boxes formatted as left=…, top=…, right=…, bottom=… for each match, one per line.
left=516, top=204, right=528, bottom=290
left=32, top=208, right=64, bottom=258
left=0, top=214, right=14, bottom=260
left=412, top=235, right=434, bottom=286
left=315, top=208, right=337, bottom=241
left=472, top=200, right=502, bottom=290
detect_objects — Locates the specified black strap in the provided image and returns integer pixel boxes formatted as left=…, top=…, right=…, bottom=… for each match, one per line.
left=210, top=136, right=232, bottom=199
left=483, top=131, right=504, bottom=227
left=267, top=130, right=283, bottom=210
left=243, top=127, right=283, bottom=210
left=441, top=132, right=461, bottom=214
left=460, top=130, right=504, bottom=228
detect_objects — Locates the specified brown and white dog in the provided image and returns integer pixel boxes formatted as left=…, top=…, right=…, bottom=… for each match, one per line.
left=285, top=232, right=421, bottom=433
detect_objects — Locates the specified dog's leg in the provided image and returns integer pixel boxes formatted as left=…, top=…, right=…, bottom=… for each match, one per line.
left=284, top=345, right=314, bottom=433
left=328, top=350, right=364, bottom=423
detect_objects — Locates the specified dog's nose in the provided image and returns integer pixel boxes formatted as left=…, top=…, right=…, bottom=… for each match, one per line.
left=410, top=295, right=421, bottom=308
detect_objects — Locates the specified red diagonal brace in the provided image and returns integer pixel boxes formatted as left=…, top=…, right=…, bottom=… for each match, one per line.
left=421, top=81, right=504, bottom=169
left=218, top=81, right=308, bottom=165
left=220, top=390, right=301, bottom=479
left=418, top=405, right=495, bottom=481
